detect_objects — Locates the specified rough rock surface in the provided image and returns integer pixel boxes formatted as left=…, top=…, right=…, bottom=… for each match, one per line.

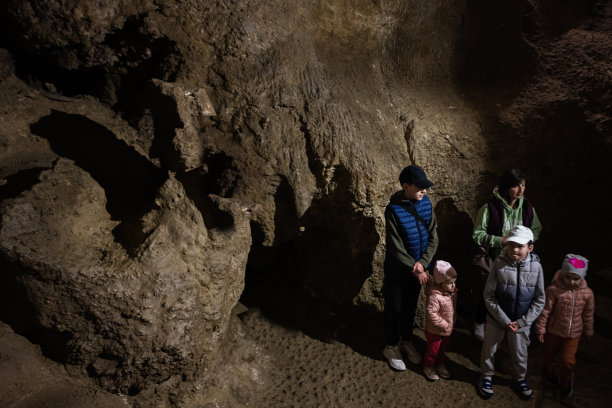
left=0, top=155, right=252, bottom=402
left=0, top=0, right=611, bottom=406
left=0, top=321, right=130, bottom=408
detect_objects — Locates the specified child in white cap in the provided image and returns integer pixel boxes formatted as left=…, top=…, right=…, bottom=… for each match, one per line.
left=423, top=260, right=457, bottom=381
left=478, top=225, right=545, bottom=401
left=534, top=254, right=594, bottom=398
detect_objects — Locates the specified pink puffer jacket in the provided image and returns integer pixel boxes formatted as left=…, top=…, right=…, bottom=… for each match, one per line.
left=534, top=270, right=595, bottom=339
left=425, top=281, right=457, bottom=337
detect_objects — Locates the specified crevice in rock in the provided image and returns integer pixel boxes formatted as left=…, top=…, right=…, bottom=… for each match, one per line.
left=147, top=89, right=183, bottom=170
left=30, top=110, right=166, bottom=254
left=108, top=14, right=184, bottom=127
left=6, top=47, right=108, bottom=100
left=200, top=151, right=241, bottom=199
left=176, top=167, right=235, bottom=231
left=273, top=176, right=300, bottom=245
left=299, top=112, right=324, bottom=189
left=403, top=119, right=415, bottom=162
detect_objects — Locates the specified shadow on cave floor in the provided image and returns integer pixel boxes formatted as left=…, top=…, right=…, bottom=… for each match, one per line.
left=239, top=270, right=385, bottom=362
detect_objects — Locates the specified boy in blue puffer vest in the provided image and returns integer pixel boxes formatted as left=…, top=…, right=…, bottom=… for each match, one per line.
left=478, top=225, right=545, bottom=401
left=382, top=165, right=438, bottom=371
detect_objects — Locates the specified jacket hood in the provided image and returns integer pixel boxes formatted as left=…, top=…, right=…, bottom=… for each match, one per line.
left=390, top=190, right=411, bottom=205
left=492, top=186, right=525, bottom=211
left=551, top=269, right=589, bottom=290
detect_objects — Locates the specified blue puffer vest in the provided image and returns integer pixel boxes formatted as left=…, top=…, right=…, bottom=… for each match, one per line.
left=388, top=195, right=432, bottom=264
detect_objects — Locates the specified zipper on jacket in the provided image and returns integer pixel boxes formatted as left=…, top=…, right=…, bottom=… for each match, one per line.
left=513, top=261, right=521, bottom=320
left=568, top=288, right=575, bottom=337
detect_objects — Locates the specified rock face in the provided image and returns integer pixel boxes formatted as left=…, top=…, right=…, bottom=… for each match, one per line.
left=0, top=0, right=611, bottom=406
left=0, top=156, right=251, bottom=400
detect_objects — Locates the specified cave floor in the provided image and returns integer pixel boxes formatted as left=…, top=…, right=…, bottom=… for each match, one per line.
left=240, top=307, right=611, bottom=408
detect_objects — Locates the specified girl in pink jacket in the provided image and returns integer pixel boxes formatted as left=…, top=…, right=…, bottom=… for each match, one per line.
left=423, top=260, right=457, bottom=381
left=534, top=254, right=594, bottom=398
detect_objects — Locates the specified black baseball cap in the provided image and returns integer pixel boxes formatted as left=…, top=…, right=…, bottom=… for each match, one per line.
left=399, top=165, right=434, bottom=189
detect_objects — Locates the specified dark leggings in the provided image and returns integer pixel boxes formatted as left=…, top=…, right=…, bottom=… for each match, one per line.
left=473, top=266, right=488, bottom=324
left=383, top=272, right=422, bottom=346
left=475, top=297, right=487, bottom=324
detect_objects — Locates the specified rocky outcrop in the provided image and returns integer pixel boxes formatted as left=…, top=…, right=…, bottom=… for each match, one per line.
left=0, top=156, right=251, bottom=398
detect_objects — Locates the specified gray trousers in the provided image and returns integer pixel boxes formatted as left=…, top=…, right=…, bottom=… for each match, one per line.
left=480, top=315, right=531, bottom=381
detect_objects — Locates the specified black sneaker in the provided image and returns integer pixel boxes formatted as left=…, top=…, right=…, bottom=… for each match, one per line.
left=515, top=379, right=533, bottom=400
left=542, top=368, right=560, bottom=386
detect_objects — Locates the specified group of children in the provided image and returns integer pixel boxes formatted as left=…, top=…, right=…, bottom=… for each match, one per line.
left=425, top=229, right=593, bottom=401
left=382, top=165, right=595, bottom=401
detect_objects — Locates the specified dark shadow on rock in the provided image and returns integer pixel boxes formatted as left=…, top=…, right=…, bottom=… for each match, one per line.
left=453, top=0, right=537, bottom=92
left=30, top=110, right=166, bottom=254
left=434, top=198, right=477, bottom=319
left=0, top=167, right=48, bottom=202
left=107, top=15, right=183, bottom=127
left=0, top=255, right=71, bottom=363
left=176, top=167, right=235, bottom=232
left=145, top=82, right=183, bottom=171
left=518, top=101, right=612, bottom=268
left=241, top=167, right=381, bottom=359
left=1, top=15, right=182, bottom=127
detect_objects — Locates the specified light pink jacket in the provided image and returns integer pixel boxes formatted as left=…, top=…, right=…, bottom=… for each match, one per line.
left=425, top=281, right=457, bottom=337
left=534, top=270, right=595, bottom=339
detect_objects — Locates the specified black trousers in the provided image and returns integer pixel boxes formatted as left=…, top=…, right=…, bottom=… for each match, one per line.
left=473, top=266, right=488, bottom=324
left=383, top=271, right=422, bottom=346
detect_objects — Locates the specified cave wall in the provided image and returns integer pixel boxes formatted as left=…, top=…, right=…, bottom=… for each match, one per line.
left=0, top=0, right=610, bottom=406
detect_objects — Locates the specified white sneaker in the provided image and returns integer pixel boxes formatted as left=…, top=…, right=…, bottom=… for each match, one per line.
left=424, top=365, right=439, bottom=381
left=400, top=339, right=422, bottom=365
left=383, top=345, right=406, bottom=371
left=474, top=323, right=485, bottom=341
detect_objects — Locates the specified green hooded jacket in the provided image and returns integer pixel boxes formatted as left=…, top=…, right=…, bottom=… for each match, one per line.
left=472, top=186, right=542, bottom=258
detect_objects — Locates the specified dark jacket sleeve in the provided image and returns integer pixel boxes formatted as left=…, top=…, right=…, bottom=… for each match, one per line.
left=418, top=210, right=438, bottom=269
left=385, top=205, right=417, bottom=269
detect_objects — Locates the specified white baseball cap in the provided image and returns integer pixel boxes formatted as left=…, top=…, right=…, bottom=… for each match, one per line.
left=506, top=225, right=534, bottom=245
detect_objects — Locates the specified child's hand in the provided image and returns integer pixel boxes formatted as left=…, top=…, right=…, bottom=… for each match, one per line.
left=538, top=334, right=544, bottom=343
left=506, top=321, right=519, bottom=332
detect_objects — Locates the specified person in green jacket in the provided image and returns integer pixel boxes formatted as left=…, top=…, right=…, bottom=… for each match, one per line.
left=471, top=169, right=542, bottom=340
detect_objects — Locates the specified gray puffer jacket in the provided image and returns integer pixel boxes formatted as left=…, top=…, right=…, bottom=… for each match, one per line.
left=484, top=251, right=545, bottom=331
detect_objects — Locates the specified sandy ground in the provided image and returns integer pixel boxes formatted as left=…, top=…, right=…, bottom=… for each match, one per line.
left=0, top=322, right=130, bottom=408
left=240, top=307, right=611, bottom=408
left=2, top=279, right=611, bottom=408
